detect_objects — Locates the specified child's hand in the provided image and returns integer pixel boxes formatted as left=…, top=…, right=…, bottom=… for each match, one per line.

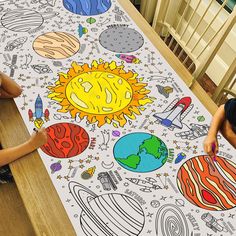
left=29, top=127, right=48, bottom=149
left=203, top=135, right=218, bottom=157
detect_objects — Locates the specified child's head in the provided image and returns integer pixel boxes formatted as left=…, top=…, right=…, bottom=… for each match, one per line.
left=225, top=98, right=236, bottom=133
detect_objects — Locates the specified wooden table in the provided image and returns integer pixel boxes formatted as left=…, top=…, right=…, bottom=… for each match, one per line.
left=0, top=0, right=218, bottom=235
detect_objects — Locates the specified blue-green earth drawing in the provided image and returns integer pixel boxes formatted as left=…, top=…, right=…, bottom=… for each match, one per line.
left=114, top=132, right=168, bottom=173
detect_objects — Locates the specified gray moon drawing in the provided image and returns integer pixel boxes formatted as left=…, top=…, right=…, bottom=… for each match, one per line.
left=1, top=9, right=43, bottom=32
left=99, top=26, right=144, bottom=53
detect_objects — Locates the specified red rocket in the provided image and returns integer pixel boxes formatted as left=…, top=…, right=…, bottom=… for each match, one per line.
left=28, top=94, right=49, bottom=128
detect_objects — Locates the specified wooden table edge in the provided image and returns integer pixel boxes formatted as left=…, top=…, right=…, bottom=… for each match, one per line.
left=0, top=99, right=76, bottom=236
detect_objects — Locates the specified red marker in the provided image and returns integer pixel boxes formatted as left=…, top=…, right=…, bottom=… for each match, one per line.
left=212, top=143, right=216, bottom=161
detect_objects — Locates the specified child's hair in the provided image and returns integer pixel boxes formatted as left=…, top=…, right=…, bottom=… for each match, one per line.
left=225, top=98, right=236, bottom=132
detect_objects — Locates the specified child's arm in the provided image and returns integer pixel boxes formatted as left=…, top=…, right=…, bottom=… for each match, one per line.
left=0, top=128, right=47, bottom=167
left=220, top=120, right=236, bottom=149
left=204, top=105, right=225, bottom=157
left=0, top=71, right=22, bottom=98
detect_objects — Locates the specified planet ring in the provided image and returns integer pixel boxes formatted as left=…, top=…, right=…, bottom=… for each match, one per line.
left=69, top=182, right=114, bottom=236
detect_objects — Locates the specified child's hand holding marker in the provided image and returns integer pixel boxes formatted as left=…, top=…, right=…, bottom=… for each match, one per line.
left=30, top=127, right=48, bottom=149
left=211, top=143, right=217, bottom=161
left=203, top=135, right=218, bottom=158
left=0, top=127, right=48, bottom=167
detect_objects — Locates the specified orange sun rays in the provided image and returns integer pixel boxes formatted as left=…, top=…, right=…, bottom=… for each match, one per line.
left=48, top=59, right=153, bottom=127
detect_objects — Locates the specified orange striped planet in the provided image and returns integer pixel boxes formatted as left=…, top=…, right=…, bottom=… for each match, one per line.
left=177, top=155, right=236, bottom=211
left=33, top=32, right=80, bottom=59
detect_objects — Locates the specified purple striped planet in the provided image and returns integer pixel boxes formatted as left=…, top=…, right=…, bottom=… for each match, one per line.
left=69, top=182, right=145, bottom=235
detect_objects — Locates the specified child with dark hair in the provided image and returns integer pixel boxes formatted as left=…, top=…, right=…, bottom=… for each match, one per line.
left=204, top=98, right=236, bottom=157
left=0, top=71, right=47, bottom=183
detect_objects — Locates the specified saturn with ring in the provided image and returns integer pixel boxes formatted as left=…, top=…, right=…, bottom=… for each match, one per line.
left=69, top=181, right=145, bottom=236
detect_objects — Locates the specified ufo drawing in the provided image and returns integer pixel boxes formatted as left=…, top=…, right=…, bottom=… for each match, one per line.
left=69, top=181, right=145, bottom=236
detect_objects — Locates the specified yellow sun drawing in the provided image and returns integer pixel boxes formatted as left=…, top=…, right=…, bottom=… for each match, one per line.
left=48, top=59, right=153, bottom=127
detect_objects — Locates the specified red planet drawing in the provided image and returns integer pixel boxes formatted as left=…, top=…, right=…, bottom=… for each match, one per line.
left=177, top=155, right=236, bottom=211
left=41, top=123, right=89, bottom=158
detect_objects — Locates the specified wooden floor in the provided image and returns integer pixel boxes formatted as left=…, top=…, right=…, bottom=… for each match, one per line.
left=0, top=182, right=35, bottom=236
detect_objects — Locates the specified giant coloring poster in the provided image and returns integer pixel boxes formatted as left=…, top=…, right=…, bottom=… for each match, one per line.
left=0, top=0, right=236, bottom=235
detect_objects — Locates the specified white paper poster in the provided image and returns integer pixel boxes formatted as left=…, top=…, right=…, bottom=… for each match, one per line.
left=0, top=0, right=235, bottom=235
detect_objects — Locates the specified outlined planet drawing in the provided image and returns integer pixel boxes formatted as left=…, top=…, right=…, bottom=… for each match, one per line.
left=63, top=0, right=112, bottom=16
left=175, top=199, right=185, bottom=207
left=156, top=204, right=189, bottom=236
left=41, top=123, right=89, bottom=158
left=99, top=25, right=144, bottom=53
left=69, top=181, right=145, bottom=236
left=177, top=155, right=236, bottom=211
left=33, top=32, right=80, bottom=59
left=1, top=9, right=43, bottom=32
left=150, top=200, right=160, bottom=208
left=114, top=132, right=168, bottom=173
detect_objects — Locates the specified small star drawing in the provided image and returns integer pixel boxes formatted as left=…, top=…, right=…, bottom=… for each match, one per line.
left=146, top=213, right=154, bottom=218
left=160, top=196, right=167, bottom=201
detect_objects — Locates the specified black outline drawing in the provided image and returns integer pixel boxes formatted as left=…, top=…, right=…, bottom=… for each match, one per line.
left=201, top=213, right=226, bottom=233
left=126, top=177, right=163, bottom=193
left=98, top=130, right=110, bottom=151
left=175, top=123, right=209, bottom=140
left=31, top=0, right=57, bottom=9
left=3, top=54, right=17, bottom=77
left=101, top=161, right=114, bottom=170
left=1, top=9, right=44, bottom=32
left=21, top=54, right=33, bottom=69
left=4, top=36, right=28, bottom=51
left=97, top=171, right=118, bottom=191
left=150, top=200, right=160, bottom=208
left=69, top=181, right=145, bottom=236
left=156, top=204, right=190, bottom=236
left=31, top=64, right=53, bottom=74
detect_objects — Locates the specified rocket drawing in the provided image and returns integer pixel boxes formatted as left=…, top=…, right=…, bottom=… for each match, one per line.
left=201, top=213, right=224, bottom=232
left=115, top=54, right=141, bottom=64
left=126, top=177, right=162, bottom=192
left=153, top=97, right=193, bottom=130
left=5, top=36, right=28, bottom=51
left=28, top=94, right=49, bottom=128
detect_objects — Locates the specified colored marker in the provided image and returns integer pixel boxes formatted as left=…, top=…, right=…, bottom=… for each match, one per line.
left=212, top=143, right=216, bottom=161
